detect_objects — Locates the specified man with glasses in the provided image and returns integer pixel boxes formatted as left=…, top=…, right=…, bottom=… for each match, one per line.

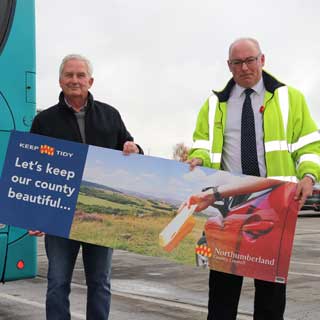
left=188, top=38, right=320, bottom=319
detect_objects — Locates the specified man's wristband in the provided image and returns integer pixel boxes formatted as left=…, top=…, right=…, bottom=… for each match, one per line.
left=202, top=186, right=223, bottom=201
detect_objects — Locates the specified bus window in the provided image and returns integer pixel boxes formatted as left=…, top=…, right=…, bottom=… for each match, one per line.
left=0, top=0, right=16, bottom=54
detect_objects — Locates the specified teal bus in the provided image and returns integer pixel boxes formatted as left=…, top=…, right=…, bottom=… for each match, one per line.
left=0, top=0, right=37, bottom=281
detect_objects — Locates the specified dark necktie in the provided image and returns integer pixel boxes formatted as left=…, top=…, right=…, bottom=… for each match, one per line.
left=241, top=88, right=260, bottom=177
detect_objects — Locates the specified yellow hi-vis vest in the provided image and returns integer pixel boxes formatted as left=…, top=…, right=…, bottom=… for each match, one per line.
left=189, top=84, right=320, bottom=182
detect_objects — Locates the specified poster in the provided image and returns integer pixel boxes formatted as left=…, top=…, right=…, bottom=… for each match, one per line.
left=0, top=131, right=299, bottom=283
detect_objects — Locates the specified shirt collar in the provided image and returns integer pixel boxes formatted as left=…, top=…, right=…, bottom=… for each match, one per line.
left=64, top=98, right=88, bottom=112
left=234, top=77, right=265, bottom=98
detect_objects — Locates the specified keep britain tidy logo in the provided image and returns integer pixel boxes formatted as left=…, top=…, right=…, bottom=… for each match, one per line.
left=19, top=141, right=74, bottom=158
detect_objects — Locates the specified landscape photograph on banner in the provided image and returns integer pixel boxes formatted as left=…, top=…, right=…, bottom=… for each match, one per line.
left=69, top=144, right=299, bottom=283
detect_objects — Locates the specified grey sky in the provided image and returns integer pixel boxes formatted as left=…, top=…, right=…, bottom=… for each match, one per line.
left=36, top=0, right=320, bottom=158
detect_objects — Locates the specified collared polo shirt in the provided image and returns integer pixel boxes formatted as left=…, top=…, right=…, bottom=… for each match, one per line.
left=64, top=98, right=87, bottom=143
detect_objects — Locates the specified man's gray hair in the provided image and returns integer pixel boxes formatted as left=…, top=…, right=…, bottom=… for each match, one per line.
left=228, top=37, right=262, bottom=57
left=59, top=54, right=93, bottom=78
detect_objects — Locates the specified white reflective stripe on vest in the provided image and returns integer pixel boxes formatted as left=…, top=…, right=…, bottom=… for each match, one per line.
left=298, top=153, right=320, bottom=166
left=268, top=176, right=298, bottom=183
left=288, top=131, right=320, bottom=153
left=192, top=140, right=211, bottom=150
left=264, top=140, right=288, bottom=152
left=208, top=95, right=218, bottom=158
left=277, top=86, right=289, bottom=142
left=210, top=152, right=222, bottom=163
left=263, top=87, right=290, bottom=154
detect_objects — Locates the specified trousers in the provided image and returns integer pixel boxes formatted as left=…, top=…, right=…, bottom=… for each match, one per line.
left=45, top=235, right=113, bottom=320
left=207, top=270, right=286, bottom=320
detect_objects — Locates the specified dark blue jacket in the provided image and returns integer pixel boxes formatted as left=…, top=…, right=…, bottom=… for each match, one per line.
left=31, top=91, right=143, bottom=153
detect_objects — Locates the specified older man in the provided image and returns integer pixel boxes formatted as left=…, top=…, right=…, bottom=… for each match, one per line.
left=188, top=38, right=320, bottom=320
left=30, top=54, right=142, bottom=320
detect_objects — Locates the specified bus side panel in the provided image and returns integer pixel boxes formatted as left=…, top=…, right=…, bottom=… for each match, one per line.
left=0, top=0, right=37, bottom=282
left=3, top=228, right=37, bottom=281
left=0, top=0, right=36, bottom=170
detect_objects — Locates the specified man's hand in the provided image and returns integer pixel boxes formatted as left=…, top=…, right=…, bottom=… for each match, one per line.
left=123, top=141, right=139, bottom=155
left=28, top=230, right=45, bottom=237
left=187, top=191, right=214, bottom=212
left=294, top=176, right=314, bottom=209
left=186, top=158, right=203, bottom=171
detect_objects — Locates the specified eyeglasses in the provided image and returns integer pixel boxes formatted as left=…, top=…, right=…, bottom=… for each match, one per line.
left=229, top=55, right=261, bottom=68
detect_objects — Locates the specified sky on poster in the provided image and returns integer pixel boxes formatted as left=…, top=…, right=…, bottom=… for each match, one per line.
left=36, top=0, right=320, bottom=159
left=83, top=146, right=246, bottom=202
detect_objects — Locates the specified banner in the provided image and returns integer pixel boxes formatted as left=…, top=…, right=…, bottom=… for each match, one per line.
left=0, top=131, right=299, bottom=283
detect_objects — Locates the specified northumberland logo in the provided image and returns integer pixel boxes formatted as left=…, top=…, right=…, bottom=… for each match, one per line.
left=195, top=244, right=212, bottom=258
left=40, top=145, right=55, bottom=156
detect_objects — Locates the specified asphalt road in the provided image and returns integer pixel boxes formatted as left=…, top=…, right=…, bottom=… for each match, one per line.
left=0, top=213, right=319, bottom=320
